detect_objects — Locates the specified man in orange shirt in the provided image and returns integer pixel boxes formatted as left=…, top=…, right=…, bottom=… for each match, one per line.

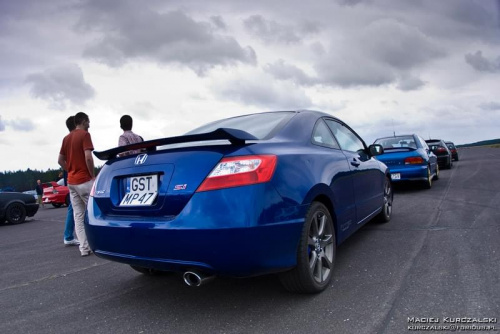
left=58, top=112, right=95, bottom=256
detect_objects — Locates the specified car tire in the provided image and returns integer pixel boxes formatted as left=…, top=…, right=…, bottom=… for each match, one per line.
left=65, top=195, right=70, bottom=206
left=130, top=265, right=161, bottom=275
left=377, top=176, right=393, bottom=222
left=423, top=166, right=432, bottom=189
left=6, top=203, right=27, bottom=224
left=279, top=202, right=336, bottom=293
left=52, top=203, right=62, bottom=208
left=447, top=157, right=452, bottom=169
left=434, top=164, right=440, bottom=180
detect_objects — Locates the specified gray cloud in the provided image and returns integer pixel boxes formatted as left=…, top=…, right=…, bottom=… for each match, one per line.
left=360, top=19, right=445, bottom=69
left=317, top=55, right=396, bottom=87
left=465, top=51, right=500, bottom=73
left=421, top=0, right=500, bottom=39
left=0, top=115, right=35, bottom=132
left=478, top=102, right=500, bottom=111
left=210, top=16, right=227, bottom=30
left=314, top=19, right=444, bottom=88
left=128, top=101, right=157, bottom=120
left=355, top=0, right=500, bottom=43
left=6, top=118, right=35, bottom=131
left=335, top=0, right=369, bottom=6
left=261, top=16, right=447, bottom=89
left=78, top=3, right=256, bottom=75
left=213, top=76, right=312, bottom=110
left=264, top=59, right=317, bottom=86
left=396, top=75, right=426, bottom=91
left=25, top=64, right=95, bottom=110
left=243, top=15, right=319, bottom=45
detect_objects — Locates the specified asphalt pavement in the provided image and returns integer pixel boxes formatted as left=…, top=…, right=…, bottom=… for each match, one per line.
left=0, top=147, right=498, bottom=334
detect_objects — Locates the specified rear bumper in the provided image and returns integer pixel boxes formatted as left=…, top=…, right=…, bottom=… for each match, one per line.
left=87, top=221, right=303, bottom=277
left=388, top=165, right=428, bottom=182
left=436, top=155, right=450, bottom=166
left=26, top=203, right=39, bottom=217
left=42, top=194, right=65, bottom=204
left=86, top=186, right=306, bottom=277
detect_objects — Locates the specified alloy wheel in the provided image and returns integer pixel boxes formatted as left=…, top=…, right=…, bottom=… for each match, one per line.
left=383, top=178, right=393, bottom=218
left=308, top=210, right=334, bottom=283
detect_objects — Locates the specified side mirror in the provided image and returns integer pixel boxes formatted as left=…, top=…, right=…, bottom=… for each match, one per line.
left=369, top=144, right=384, bottom=156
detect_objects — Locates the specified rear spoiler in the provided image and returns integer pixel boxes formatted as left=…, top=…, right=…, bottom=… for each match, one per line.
left=93, top=128, right=258, bottom=161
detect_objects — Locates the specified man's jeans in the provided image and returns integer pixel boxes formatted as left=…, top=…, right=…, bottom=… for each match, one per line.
left=64, top=202, right=75, bottom=242
left=64, top=203, right=88, bottom=241
left=69, top=180, right=93, bottom=254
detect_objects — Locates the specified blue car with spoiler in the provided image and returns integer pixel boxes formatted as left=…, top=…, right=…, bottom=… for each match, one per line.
left=373, top=134, right=439, bottom=189
left=88, top=110, right=392, bottom=293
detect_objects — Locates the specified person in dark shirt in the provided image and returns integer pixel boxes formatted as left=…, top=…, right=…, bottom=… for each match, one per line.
left=35, top=180, right=44, bottom=208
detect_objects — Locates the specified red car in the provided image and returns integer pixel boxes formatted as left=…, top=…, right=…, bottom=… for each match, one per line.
left=42, top=181, right=70, bottom=208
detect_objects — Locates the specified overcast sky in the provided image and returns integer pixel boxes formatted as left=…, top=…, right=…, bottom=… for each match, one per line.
left=1, top=0, right=499, bottom=172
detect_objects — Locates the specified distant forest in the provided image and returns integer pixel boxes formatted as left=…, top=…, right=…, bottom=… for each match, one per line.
left=0, top=168, right=63, bottom=192
left=457, top=138, right=500, bottom=148
left=0, top=167, right=101, bottom=192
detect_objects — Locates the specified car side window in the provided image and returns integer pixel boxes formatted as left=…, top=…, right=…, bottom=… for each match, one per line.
left=324, top=119, right=365, bottom=153
left=312, top=120, right=340, bottom=149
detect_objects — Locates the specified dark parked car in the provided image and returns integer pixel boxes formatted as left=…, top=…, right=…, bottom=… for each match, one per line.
left=23, top=190, right=38, bottom=200
left=88, top=110, right=392, bottom=293
left=445, top=141, right=459, bottom=161
left=374, top=134, right=439, bottom=189
left=0, top=192, right=39, bottom=224
left=425, top=139, right=453, bottom=169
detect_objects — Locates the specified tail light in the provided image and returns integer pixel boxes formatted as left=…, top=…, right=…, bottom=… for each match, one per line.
left=90, top=180, right=96, bottom=197
left=405, top=157, right=424, bottom=165
left=196, top=155, right=277, bottom=192
left=436, top=147, right=447, bottom=153
left=90, top=173, right=101, bottom=197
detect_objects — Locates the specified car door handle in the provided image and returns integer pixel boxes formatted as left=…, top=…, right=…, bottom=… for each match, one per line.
left=351, top=159, right=360, bottom=167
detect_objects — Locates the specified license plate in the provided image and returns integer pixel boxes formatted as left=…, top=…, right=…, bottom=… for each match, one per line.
left=120, top=175, right=158, bottom=206
left=391, top=173, right=401, bottom=180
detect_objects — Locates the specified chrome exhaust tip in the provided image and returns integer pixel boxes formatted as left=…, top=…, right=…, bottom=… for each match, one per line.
left=183, top=271, right=214, bottom=287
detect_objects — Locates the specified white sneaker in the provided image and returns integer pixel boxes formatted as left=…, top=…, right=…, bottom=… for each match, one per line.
left=64, top=239, right=80, bottom=246
left=81, top=250, right=93, bottom=257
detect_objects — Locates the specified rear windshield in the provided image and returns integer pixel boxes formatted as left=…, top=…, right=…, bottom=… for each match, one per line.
left=187, top=112, right=294, bottom=140
left=374, top=136, right=417, bottom=149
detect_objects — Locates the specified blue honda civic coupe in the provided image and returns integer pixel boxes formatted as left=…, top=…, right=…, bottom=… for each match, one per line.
left=88, top=110, right=392, bottom=293
left=373, top=134, right=439, bottom=189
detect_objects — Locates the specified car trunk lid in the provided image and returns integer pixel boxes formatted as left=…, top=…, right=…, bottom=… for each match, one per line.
left=91, top=128, right=258, bottom=218
left=376, top=148, right=421, bottom=167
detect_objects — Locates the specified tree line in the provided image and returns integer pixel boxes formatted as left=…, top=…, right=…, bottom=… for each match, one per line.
left=0, top=167, right=101, bottom=192
left=456, top=138, right=500, bottom=148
